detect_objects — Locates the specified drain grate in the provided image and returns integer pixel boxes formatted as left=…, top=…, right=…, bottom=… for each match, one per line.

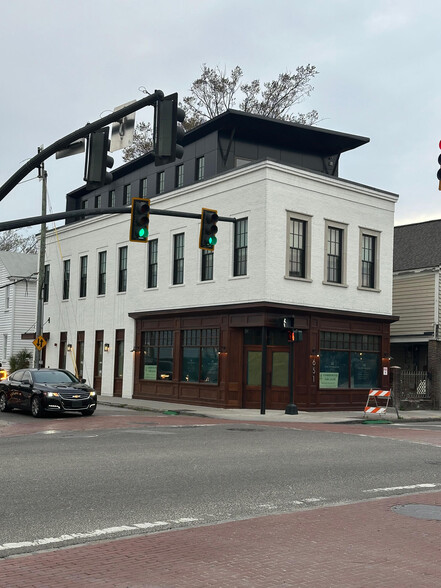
left=392, top=504, right=441, bottom=521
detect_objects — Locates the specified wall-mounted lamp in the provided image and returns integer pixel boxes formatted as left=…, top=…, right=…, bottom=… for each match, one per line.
left=130, top=346, right=140, bottom=352
left=67, top=344, right=72, bottom=352
left=104, top=343, right=110, bottom=352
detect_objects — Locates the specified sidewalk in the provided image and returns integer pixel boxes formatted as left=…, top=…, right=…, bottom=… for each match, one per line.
left=1, top=490, right=439, bottom=587
left=98, top=394, right=441, bottom=424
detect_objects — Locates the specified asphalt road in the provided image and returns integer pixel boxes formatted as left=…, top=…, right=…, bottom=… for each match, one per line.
left=1, top=405, right=440, bottom=558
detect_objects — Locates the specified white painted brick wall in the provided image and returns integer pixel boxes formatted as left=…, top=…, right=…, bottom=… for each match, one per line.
left=43, top=161, right=397, bottom=396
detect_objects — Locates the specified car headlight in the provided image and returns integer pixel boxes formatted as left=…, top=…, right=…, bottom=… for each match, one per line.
left=46, top=392, right=60, bottom=397
left=89, top=391, right=97, bottom=397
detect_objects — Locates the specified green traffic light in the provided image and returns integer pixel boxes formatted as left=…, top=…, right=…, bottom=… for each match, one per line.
left=139, top=228, right=146, bottom=238
left=208, top=235, right=217, bottom=246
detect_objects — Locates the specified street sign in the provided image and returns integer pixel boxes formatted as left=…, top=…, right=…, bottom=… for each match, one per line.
left=33, top=336, right=47, bottom=351
left=110, top=100, right=136, bottom=152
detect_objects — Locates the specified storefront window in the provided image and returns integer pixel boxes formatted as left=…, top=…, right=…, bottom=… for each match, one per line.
left=141, top=331, right=173, bottom=381
left=319, top=332, right=380, bottom=389
left=181, top=329, right=219, bottom=384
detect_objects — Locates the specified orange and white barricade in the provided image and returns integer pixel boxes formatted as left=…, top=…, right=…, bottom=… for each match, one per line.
left=364, top=389, right=391, bottom=417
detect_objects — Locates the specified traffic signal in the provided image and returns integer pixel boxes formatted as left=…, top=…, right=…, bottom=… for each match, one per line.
left=84, top=127, right=114, bottom=190
left=438, top=140, right=441, bottom=190
left=288, top=329, right=303, bottom=343
left=199, top=208, right=219, bottom=251
left=154, top=93, right=185, bottom=166
left=129, top=197, right=150, bottom=243
left=282, top=316, right=295, bottom=329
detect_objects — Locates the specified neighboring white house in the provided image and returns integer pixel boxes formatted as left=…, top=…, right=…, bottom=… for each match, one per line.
left=0, top=251, right=38, bottom=371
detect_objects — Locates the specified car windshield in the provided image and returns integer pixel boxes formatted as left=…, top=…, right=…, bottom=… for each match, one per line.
left=33, top=370, right=78, bottom=384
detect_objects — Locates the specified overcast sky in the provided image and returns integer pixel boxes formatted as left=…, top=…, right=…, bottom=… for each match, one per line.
left=1, top=0, right=440, bottom=232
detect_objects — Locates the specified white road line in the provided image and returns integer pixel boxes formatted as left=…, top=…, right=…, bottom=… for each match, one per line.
left=0, top=517, right=200, bottom=552
left=363, top=483, right=439, bottom=493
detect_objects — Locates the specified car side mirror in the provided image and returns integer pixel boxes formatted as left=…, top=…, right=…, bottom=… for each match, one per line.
left=22, top=379, right=31, bottom=386
left=81, top=378, right=86, bottom=384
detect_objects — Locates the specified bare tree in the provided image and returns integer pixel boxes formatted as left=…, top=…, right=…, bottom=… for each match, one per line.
left=0, top=229, right=38, bottom=254
left=123, top=63, right=319, bottom=162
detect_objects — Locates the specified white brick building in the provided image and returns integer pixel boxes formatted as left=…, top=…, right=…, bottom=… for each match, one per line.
left=42, top=111, right=398, bottom=410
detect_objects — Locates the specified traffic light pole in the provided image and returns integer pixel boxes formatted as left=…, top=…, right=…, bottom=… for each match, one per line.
left=285, top=341, right=298, bottom=415
left=0, top=89, right=165, bottom=203
left=34, top=161, right=47, bottom=368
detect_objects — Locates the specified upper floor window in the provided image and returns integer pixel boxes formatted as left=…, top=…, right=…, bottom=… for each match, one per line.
left=63, top=259, right=70, bottom=300
left=79, top=256, right=88, bottom=298
left=156, top=171, right=165, bottom=194
left=94, top=194, right=101, bottom=208
left=140, top=178, right=147, bottom=198
left=98, top=251, right=107, bottom=296
left=195, top=156, right=205, bottom=181
left=123, top=184, right=131, bottom=206
left=81, top=199, right=88, bottom=210
left=5, top=285, right=10, bottom=309
left=288, top=215, right=310, bottom=279
left=43, top=264, right=50, bottom=302
left=118, top=246, right=128, bottom=293
left=175, top=164, right=184, bottom=188
left=234, top=218, right=248, bottom=277
left=173, top=233, right=184, bottom=285
left=108, top=189, right=115, bottom=208
left=201, top=249, right=213, bottom=281
left=147, top=239, right=158, bottom=289
left=325, top=221, right=347, bottom=285
left=360, top=230, right=379, bottom=290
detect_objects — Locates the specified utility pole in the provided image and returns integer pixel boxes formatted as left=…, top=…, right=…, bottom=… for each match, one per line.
left=34, top=148, right=47, bottom=368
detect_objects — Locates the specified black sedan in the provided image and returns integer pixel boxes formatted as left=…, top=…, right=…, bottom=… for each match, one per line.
left=0, top=368, right=97, bottom=417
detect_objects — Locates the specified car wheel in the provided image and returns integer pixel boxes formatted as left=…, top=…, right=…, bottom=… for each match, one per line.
left=0, top=392, right=12, bottom=412
left=81, top=407, right=96, bottom=416
left=31, top=396, right=44, bottom=418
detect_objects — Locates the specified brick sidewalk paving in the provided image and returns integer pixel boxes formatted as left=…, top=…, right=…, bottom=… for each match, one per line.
left=0, top=491, right=439, bottom=587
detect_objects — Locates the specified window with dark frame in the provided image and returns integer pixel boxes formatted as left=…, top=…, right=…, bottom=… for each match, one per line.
left=319, top=331, right=381, bottom=389
left=147, top=239, right=158, bottom=289
left=140, top=178, right=147, bottom=198
left=79, top=256, right=87, bottom=298
left=327, top=226, right=343, bottom=283
left=94, top=194, right=101, bottom=208
left=140, top=330, right=173, bottom=381
left=118, top=246, right=128, bottom=293
left=181, top=329, right=219, bottom=384
left=98, top=251, right=107, bottom=295
left=156, top=171, right=165, bottom=194
left=62, top=259, right=70, bottom=300
left=201, top=249, right=213, bottom=281
left=43, top=264, right=50, bottom=302
left=123, top=184, right=131, bottom=206
left=108, top=189, right=115, bottom=207
left=195, top=156, right=205, bottom=181
left=361, top=234, right=376, bottom=289
left=233, top=218, right=248, bottom=276
left=175, top=164, right=184, bottom=188
left=173, top=233, right=184, bottom=285
left=289, top=218, right=306, bottom=278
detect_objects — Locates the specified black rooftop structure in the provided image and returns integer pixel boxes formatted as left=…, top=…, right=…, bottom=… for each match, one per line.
left=65, top=109, right=371, bottom=220
left=394, top=219, right=441, bottom=271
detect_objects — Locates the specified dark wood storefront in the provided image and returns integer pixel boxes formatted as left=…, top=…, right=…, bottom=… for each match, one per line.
left=130, top=303, right=395, bottom=411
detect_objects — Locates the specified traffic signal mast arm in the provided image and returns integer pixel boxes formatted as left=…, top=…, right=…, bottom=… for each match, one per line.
left=0, top=90, right=165, bottom=203
left=0, top=206, right=236, bottom=232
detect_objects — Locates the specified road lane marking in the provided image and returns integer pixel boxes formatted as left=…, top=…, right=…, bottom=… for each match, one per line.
left=0, top=517, right=200, bottom=552
left=363, top=483, right=440, bottom=493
